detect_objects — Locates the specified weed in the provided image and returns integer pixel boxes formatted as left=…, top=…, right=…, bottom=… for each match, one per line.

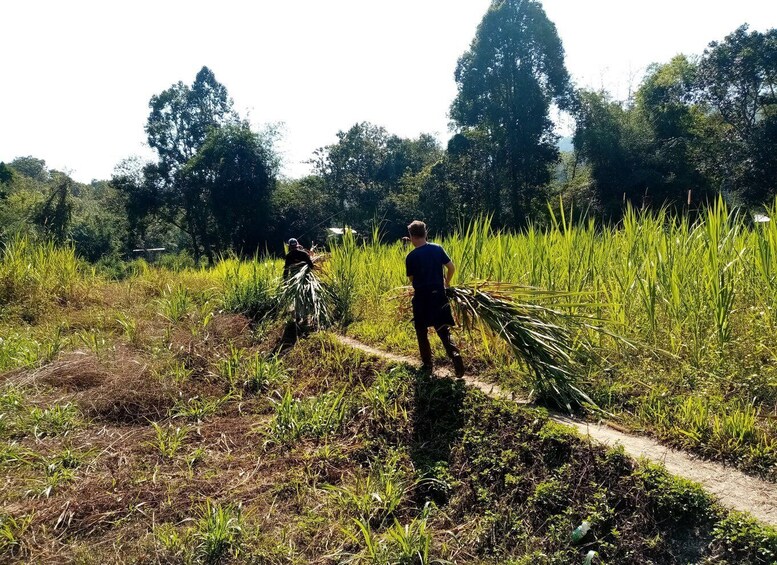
left=0, top=443, right=33, bottom=467
left=634, top=463, right=715, bottom=524
left=343, top=503, right=437, bottom=564
left=194, top=499, right=243, bottom=564
left=158, top=284, right=192, bottom=323
left=0, top=512, right=33, bottom=558
left=270, top=389, right=350, bottom=445
left=711, top=512, right=777, bottom=563
left=164, top=360, right=194, bottom=386
left=222, top=260, right=279, bottom=320
left=28, top=403, right=81, bottom=438
left=149, top=422, right=189, bottom=458
left=324, top=452, right=411, bottom=527
left=217, top=345, right=244, bottom=391
left=172, top=395, right=229, bottom=422
left=116, top=313, right=141, bottom=347
left=186, top=447, right=206, bottom=474
left=361, top=367, right=411, bottom=437
left=27, top=459, right=78, bottom=498
left=76, top=328, right=107, bottom=358
left=244, top=353, right=286, bottom=393
left=154, top=522, right=192, bottom=561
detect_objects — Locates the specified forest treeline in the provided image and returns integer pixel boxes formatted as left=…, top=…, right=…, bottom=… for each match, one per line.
left=1, top=0, right=775, bottom=265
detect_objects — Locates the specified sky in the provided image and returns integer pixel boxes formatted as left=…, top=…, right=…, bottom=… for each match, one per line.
left=1, top=0, right=776, bottom=183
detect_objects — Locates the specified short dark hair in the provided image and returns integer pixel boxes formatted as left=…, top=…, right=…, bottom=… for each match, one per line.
left=407, top=220, right=427, bottom=238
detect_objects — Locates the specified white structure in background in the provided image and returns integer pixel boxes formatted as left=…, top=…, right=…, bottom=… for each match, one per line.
left=326, top=227, right=358, bottom=240
left=753, top=213, right=770, bottom=223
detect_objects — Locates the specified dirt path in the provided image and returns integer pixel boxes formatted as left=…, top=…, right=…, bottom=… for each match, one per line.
left=336, top=335, right=777, bottom=526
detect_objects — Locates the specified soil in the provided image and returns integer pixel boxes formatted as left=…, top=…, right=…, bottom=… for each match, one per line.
left=335, top=335, right=777, bottom=527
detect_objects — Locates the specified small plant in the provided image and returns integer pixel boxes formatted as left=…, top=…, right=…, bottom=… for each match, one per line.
left=149, top=422, right=189, bottom=458
left=222, top=261, right=278, bottom=320
left=40, top=325, right=66, bottom=364
left=362, top=367, right=411, bottom=433
left=711, top=512, right=777, bottom=563
left=116, top=313, right=141, bottom=347
left=154, top=522, right=193, bottom=561
left=270, top=389, right=350, bottom=445
left=76, top=328, right=107, bottom=358
left=324, top=452, right=415, bottom=528
left=344, top=503, right=436, bottom=564
left=172, top=395, right=229, bottom=422
left=191, top=300, right=215, bottom=337
left=244, top=353, right=285, bottom=393
left=165, top=361, right=193, bottom=385
left=27, top=457, right=79, bottom=498
left=28, top=403, right=81, bottom=438
left=0, top=334, right=40, bottom=371
left=217, top=345, right=244, bottom=391
left=193, top=499, right=243, bottom=564
left=0, top=443, right=33, bottom=468
left=0, top=512, right=33, bottom=557
left=158, top=284, right=192, bottom=323
left=186, top=447, right=206, bottom=475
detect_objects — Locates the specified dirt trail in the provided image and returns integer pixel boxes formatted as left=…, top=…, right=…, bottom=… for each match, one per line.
left=336, top=335, right=777, bottom=526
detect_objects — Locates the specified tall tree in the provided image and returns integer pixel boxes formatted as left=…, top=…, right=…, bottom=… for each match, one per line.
left=183, top=123, right=276, bottom=256
left=146, top=66, right=237, bottom=261
left=451, top=0, right=573, bottom=227
left=115, top=66, right=273, bottom=262
left=694, top=25, right=777, bottom=205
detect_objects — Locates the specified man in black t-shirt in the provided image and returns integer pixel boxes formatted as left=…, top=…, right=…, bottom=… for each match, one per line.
left=405, top=220, right=465, bottom=377
left=283, top=238, right=314, bottom=279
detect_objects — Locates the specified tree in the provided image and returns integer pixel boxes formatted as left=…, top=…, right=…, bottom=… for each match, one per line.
left=694, top=25, right=777, bottom=205
left=113, top=66, right=283, bottom=262
left=10, top=156, right=49, bottom=182
left=451, top=0, right=573, bottom=227
left=0, top=162, right=12, bottom=201
left=32, top=172, right=73, bottom=244
left=314, top=123, right=442, bottom=234
left=270, top=176, right=336, bottom=250
left=574, top=57, right=717, bottom=219
left=573, top=90, right=649, bottom=217
left=145, top=66, right=238, bottom=261
left=183, top=123, right=276, bottom=256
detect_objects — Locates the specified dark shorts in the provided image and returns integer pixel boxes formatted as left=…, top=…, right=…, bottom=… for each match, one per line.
left=412, top=288, right=455, bottom=329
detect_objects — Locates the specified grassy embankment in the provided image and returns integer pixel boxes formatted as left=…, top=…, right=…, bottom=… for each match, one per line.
left=1, top=229, right=777, bottom=563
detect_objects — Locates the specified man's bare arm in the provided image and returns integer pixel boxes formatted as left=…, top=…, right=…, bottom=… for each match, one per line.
left=444, top=262, right=455, bottom=288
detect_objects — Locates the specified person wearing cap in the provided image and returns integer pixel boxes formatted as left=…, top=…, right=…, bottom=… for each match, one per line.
left=283, top=238, right=314, bottom=279
left=405, top=220, right=465, bottom=377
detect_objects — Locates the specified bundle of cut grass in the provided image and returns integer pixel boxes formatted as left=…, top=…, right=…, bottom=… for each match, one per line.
left=440, top=282, right=599, bottom=412
left=276, top=264, right=332, bottom=329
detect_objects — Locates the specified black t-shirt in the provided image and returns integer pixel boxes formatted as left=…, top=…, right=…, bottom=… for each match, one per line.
left=284, top=248, right=313, bottom=277
left=405, top=243, right=451, bottom=291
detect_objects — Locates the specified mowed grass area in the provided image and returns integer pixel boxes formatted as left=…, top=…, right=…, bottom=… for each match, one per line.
left=1, top=214, right=777, bottom=563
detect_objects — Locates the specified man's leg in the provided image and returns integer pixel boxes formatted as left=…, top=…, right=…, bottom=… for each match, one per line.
left=435, top=325, right=465, bottom=377
left=414, top=320, right=434, bottom=370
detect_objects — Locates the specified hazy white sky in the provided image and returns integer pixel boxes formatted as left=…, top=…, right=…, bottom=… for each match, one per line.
left=1, top=1, right=775, bottom=182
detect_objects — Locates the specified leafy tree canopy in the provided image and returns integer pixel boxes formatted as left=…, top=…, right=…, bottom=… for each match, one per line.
left=451, top=0, right=573, bottom=227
